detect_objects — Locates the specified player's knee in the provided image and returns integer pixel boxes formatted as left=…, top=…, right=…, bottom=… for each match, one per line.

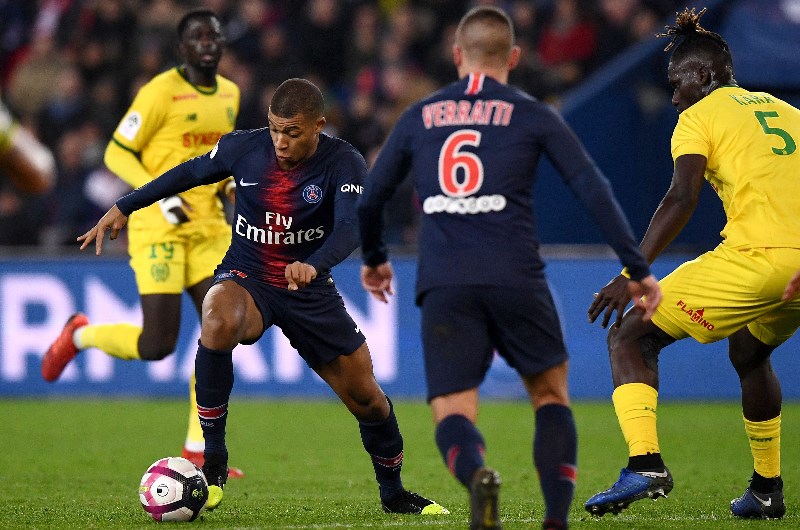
left=138, top=343, right=176, bottom=361
left=201, top=312, right=242, bottom=350
left=348, top=390, right=388, bottom=422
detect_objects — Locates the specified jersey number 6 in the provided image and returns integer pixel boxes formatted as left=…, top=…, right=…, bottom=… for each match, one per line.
left=439, top=129, right=484, bottom=198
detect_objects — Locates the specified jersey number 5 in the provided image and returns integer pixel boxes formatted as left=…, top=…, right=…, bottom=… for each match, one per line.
left=754, top=111, right=797, bottom=156
left=439, top=129, right=484, bottom=197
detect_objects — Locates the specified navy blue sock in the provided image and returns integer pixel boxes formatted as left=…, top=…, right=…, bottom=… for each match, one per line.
left=358, top=397, right=404, bottom=500
left=195, top=341, right=234, bottom=460
left=435, top=414, right=485, bottom=488
left=534, top=404, right=577, bottom=528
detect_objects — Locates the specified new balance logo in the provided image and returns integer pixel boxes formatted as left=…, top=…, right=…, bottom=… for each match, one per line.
left=239, top=178, right=258, bottom=186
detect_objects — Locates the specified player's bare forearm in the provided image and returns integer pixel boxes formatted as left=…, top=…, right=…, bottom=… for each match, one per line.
left=361, top=262, right=394, bottom=303
left=640, top=155, right=705, bottom=262
left=285, top=261, right=317, bottom=291
left=77, top=204, right=128, bottom=255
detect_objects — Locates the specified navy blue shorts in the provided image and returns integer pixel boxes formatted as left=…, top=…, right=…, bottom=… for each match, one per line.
left=212, top=271, right=365, bottom=369
left=420, top=284, right=568, bottom=401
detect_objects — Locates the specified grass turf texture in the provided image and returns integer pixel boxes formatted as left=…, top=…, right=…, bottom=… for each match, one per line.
left=2, top=399, right=798, bottom=529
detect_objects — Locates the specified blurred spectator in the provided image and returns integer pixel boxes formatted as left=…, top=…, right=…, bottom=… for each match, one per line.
left=37, top=65, right=87, bottom=149
left=536, top=0, right=597, bottom=99
left=226, top=0, right=281, bottom=64
left=40, top=129, right=102, bottom=247
left=254, top=23, right=302, bottom=87
left=6, top=33, right=67, bottom=126
left=292, top=0, right=348, bottom=88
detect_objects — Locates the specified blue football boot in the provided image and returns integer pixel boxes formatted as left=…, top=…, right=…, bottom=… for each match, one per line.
left=585, top=467, right=673, bottom=516
left=731, top=479, right=785, bottom=519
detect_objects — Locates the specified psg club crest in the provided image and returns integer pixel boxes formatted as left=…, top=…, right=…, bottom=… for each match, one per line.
left=303, top=184, right=323, bottom=203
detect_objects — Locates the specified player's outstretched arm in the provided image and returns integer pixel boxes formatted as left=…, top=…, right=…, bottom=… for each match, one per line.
left=361, top=262, right=394, bottom=304
left=783, top=269, right=800, bottom=301
left=77, top=204, right=129, bottom=255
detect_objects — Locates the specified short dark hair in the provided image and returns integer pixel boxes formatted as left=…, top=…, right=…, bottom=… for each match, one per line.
left=177, top=9, right=219, bottom=41
left=270, top=78, right=324, bottom=119
left=658, top=7, right=732, bottom=71
left=455, top=6, right=515, bottom=66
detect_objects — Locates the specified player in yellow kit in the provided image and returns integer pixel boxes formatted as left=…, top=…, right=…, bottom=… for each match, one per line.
left=42, top=9, right=243, bottom=477
left=584, top=8, right=800, bottom=519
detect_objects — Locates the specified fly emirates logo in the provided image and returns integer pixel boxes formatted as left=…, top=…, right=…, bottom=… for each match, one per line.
left=235, top=211, right=324, bottom=245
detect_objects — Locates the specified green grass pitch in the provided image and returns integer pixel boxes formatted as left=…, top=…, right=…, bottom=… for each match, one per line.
left=2, top=399, right=798, bottom=529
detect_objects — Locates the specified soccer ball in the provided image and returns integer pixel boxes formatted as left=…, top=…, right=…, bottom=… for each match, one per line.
left=139, top=457, right=208, bottom=522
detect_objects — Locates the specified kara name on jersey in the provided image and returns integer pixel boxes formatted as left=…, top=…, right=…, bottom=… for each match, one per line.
left=421, top=99, right=514, bottom=129
left=235, top=213, right=324, bottom=245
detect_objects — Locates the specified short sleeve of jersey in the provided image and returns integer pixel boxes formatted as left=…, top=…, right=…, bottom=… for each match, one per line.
left=112, top=81, right=165, bottom=152
left=671, top=109, right=711, bottom=160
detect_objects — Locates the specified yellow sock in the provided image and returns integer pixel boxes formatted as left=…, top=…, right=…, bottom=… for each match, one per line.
left=76, top=323, right=142, bottom=360
left=613, top=383, right=660, bottom=456
left=185, top=371, right=205, bottom=453
left=744, top=415, right=781, bottom=478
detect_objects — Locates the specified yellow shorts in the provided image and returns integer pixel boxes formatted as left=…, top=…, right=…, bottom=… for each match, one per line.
left=651, top=245, right=800, bottom=346
left=128, top=222, right=231, bottom=295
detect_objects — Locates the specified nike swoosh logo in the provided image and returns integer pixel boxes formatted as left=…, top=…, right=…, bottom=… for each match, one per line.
left=239, top=179, right=258, bottom=187
left=639, top=470, right=669, bottom=479
left=752, top=493, right=772, bottom=507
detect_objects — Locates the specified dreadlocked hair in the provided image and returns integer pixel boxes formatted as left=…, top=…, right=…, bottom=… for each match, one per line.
left=658, top=7, right=730, bottom=55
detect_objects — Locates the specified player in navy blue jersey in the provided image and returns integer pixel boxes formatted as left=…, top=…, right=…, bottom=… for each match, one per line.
left=357, top=7, right=662, bottom=530
left=77, top=78, right=448, bottom=517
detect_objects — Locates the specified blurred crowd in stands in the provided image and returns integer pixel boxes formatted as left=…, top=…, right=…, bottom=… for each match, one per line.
left=0, top=0, right=681, bottom=250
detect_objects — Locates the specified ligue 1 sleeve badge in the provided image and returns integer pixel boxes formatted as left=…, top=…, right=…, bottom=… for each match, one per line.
left=303, top=184, right=323, bottom=203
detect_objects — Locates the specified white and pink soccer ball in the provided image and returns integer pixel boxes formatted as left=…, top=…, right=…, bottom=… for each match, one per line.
left=139, top=457, right=208, bottom=522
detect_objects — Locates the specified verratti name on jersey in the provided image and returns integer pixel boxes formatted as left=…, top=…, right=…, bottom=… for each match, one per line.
left=421, top=99, right=514, bottom=129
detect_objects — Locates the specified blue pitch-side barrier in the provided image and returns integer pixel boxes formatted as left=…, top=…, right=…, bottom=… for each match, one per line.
left=1, top=254, right=799, bottom=400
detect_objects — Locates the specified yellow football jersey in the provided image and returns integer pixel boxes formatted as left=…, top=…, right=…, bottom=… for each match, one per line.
left=111, top=67, right=239, bottom=234
left=671, top=86, right=800, bottom=249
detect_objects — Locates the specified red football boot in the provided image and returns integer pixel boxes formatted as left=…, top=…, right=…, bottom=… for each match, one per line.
left=41, top=313, right=89, bottom=382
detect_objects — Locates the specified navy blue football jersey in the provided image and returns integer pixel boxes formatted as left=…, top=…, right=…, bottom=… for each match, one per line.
left=359, top=73, right=650, bottom=300
left=117, top=129, right=366, bottom=290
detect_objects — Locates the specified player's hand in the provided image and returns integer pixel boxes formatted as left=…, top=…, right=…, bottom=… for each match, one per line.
left=588, top=274, right=632, bottom=328
left=158, top=195, right=191, bottom=224
left=361, top=262, right=394, bottom=303
left=627, top=274, right=661, bottom=323
left=77, top=204, right=129, bottom=255
left=783, top=269, right=800, bottom=300
left=285, top=261, right=317, bottom=291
